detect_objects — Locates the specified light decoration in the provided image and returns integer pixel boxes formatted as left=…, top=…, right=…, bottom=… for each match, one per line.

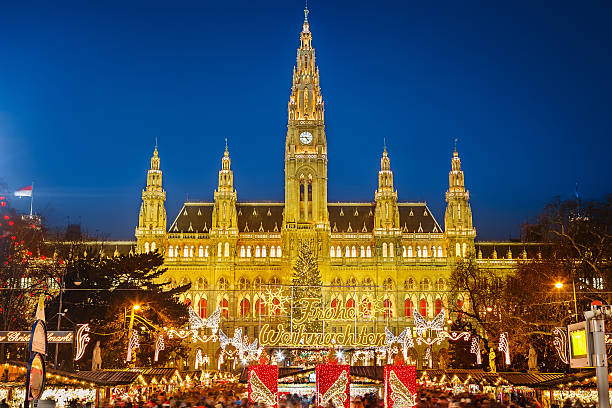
left=195, top=349, right=208, bottom=370
left=384, top=365, right=417, bottom=408
left=167, top=329, right=217, bottom=343
left=263, top=287, right=290, bottom=315
left=219, top=328, right=263, bottom=363
left=553, top=327, right=569, bottom=364
left=248, top=365, right=279, bottom=408
left=74, top=324, right=90, bottom=361
left=188, top=306, right=221, bottom=334
left=154, top=334, right=165, bottom=362
left=470, top=337, right=481, bottom=365
left=498, top=332, right=510, bottom=365
left=335, top=349, right=344, bottom=363
left=274, top=350, right=285, bottom=364
left=316, top=365, right=350, bottom=408
left=413, top=308, right=445, bottom=336
left=424, top=347, right=432, bottom=368
left=126, top=329, right=139, bottom=362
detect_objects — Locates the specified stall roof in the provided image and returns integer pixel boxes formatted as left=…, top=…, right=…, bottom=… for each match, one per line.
left=420, top=369, right=567, bottom=387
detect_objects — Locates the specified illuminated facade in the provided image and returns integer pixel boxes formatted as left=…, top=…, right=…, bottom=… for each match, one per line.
left=133, top=9, right=536, bottom=368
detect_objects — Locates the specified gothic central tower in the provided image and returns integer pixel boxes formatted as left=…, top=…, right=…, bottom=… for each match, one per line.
left=284, top=7, right=328, bottom=232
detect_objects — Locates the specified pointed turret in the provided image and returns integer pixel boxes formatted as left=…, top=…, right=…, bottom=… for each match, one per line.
left=212, top=143, right=238, bottom=232
left=444, top=148, right=476, bottom=258
left=135, top=145, right=167, bottom=254
left=375, top=147, right=400, bottom=231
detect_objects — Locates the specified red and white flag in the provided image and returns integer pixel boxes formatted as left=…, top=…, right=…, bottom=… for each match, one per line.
left=14, top=185, right=33, bottom=197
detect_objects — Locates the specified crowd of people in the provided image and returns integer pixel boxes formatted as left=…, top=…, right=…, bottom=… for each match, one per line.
left=100, top=384, right=595, bottom=408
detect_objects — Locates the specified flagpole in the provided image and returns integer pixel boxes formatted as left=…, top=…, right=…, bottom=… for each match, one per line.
left=30, top=182, right=33, bottom=216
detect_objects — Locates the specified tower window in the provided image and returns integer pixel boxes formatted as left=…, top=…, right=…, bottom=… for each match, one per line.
left=389, top=243, right=394, bottom=258
left=151, top=242, right=156, bottom=252
left=330, top=246, right=335, bottom=258
left=407, top=246, right=413, bottom=257
left=205, top=246, right=209, bottom=257
left=417, top=246, right=421, bottom=257
left=144, top=242, right=150, bottom=253
left=255, top=245, right=261, bottom=257
left=217, top=242, right=222, bottom=257
left=168, top=246, right=174, bottom=257
left=360, top=246, right=365, bottom=258
left=345, top=246, right=350, bottom=257
left=198, top=245, right=204, bottom=258
left=262, top=246, right=267, bottom=257
left=337, top=246, right=341, bottom=257
left=240, top=245, right=245, bottom=258
left=462, top=242, right=467, bottom=257
left=277, top=246, right=281, bottom=257
left=438, top=246, right=443, bottom=257
left=366, top=246, right=372, bottom=257
left=456, top=243, right=461, bottom=257
left=270, top=246, right=276, bottom=257
left=190, top=246, right=194, bottom=257
left=382, top=243, right=388, bottom=258
left=184, top=245, right=189, bottom=258
left=224, top=242, right=230, bottom=257
left=351, top=246, right=356, bottom=257
left=247, top=246, right=252, bottom=257
left=422, top=246, right=427, bottom=258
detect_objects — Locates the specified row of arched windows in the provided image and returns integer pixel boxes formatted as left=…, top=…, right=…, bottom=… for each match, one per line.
left=168, top=244, right=211, bottom=258
left=143, top=242, right=157, bottom=253
left=329, top=243, right=445, bottom=259
left=239, top=245, right=281, bottom=258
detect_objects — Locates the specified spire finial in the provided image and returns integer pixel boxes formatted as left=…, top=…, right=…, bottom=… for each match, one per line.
left=454, top=138, right=458, bottom=152
left=383, top=136, right=387, bottom=153
left=304, top=0, right=309, bottom=22
left=225, top=137, right=228, bottom=152
left=155, top=136, right=158, bottom=150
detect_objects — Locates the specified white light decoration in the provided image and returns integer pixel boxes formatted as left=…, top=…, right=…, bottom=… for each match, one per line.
left=413, top=308, right=445, bottom=336
left=126, top=329, right=140, bottom=362
left=263, top=287, right=290, bottom=315
left=470, top=337, right=481, bottom=365
left=74, top=323, right=90, bottom=361
left=195, top=348, right=208, bottom=369
left=553, top=327, right=569, bottom=364
left=189, top=306, right=221, bottom=334
left=424, top=347, right=432, bottom=368
left=499, top=332, right=511, bottom=365
left=167, top=329, right=217, bottom=343
left=155, top=334, right=165, bottom=362
left=274, top=350, right=285, bottom=363
left=335, top=349, right=344, bottom=362
left=218, top=328, right=263, bottom=364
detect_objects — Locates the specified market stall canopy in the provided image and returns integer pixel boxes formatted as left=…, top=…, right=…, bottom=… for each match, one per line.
left=420, top=369, right=566, bottom=387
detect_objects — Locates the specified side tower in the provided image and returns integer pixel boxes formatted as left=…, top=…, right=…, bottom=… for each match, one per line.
left=135, top=146, right=167, bottom=254
left=283, top=7, right=329, bottom=255
left=211, top=145, right=239, bottom=256
left=444, top=148, right=476, bottom=258
left=374, top=148, right=401, bottom=256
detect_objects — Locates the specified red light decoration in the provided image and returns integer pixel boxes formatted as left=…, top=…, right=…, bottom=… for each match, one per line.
left=384, top=365, right=417, bottom=408
left=8, top=221, right=13, bottom=226
left=1, top=202, right=5, bottom=207
left=40, top=256, right=46, bottom=260
left=248, top=365, right=278, bottom=407
left=26, top=251, right=32, bottom=256
left=316, top=364, right=350, bottom=408
left=3, top=215, right=8, bottom=220
left=0, top=196, right=5, bottom=199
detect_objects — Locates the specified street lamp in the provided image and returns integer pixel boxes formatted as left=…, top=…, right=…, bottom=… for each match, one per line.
left=555, top=282, right=563, bottom=289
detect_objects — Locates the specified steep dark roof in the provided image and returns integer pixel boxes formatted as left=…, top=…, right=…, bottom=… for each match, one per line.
left=398, top=203, right=442, bottom=233
left=328, top=203, right=375, bottom=233
left=237, top=203, right=284, bottom=233
left=168, top=203, right=214, bottom=233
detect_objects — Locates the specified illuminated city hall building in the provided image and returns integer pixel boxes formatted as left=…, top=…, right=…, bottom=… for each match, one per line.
left=133, top=9, right=536, bottom=368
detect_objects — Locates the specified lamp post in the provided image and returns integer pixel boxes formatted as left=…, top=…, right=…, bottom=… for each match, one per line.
left=54, top=271, right=81, bottom=369
left=127, top=305, right=140, bottom=366
left=555, top=281, right=578, bottom=321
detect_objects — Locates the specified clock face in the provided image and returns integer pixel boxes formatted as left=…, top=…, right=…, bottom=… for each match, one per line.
left=299, top=131, right=313, bottom=145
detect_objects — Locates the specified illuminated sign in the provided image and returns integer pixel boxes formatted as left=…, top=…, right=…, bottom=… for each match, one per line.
left=568, top=321, right=593, bottom=368
left=0, top=331, right=74, bottom=344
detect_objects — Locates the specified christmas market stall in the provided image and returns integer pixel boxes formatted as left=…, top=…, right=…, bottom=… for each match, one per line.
left=0, top=362, right=108, bottom=408
left=534, top=369, right=612, bottom=406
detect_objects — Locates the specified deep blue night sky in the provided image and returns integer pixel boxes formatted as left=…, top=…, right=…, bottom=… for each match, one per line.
left=1, top=1, right=610, bottom=240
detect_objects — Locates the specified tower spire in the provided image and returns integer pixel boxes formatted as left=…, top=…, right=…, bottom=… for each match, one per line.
left=445, top=147, right=476, bottom=258
left=304, top=0, right=309, bottom=22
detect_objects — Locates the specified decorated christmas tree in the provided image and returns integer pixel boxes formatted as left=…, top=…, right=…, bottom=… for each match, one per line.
left=291, top=242, right=323, bottom=332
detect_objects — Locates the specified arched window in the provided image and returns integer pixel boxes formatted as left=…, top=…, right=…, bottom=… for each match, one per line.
left=330, top=246, right=335, bottom=257
left=224, top=242, right=230, bottom=257
left=336, top=246, right=341, bottom=257
left=431, top=246, right=436, bottom=257
left=168, top=246, right=174, bottom=257
left=277, top=246, right=281, bottom=257
left=198, top=298, right=208, bottom=318
left=360, top=246, right=365, bottom=257
left=255, top=246, right=261, bottom=257
left=220, top=298, right=229, bottom=318
left=422, top=246, right=427, bottom=257
left=189, top=246, right=194, bottom=257
left=408, top=246, right=413, bottom=257
left=462, top=242, right=467, bottom=257
left=417, top=246, right=421, bottom=257
left=420, top=298, right=428, bottom=317
left=438, top=246, right=443, bottom=257
left=331, top=298, right=339, bottom=310
left=382, top=243, right=388, bottom=258
left=254, top=277, right=263, bottom=288
left=420, top=278, right=431, bottom=291
left=198, top=246, right=204, bottom=257
left=351, top=246, right=356, bottom=257
left=217, top=242, right=222, bottom=257
left=240, top=246, right=245, bottom=257
left=435, top=299, right=443, bottom=316
left=272, top=298, right=281, bottom=316
left=151, top=242, right=156, bottom=252
left=366, top=246, right=372, bottom=257
left=247, top=246, right=252, bottom=257
left=183, top=245, right=189, bottom=257
left=144, top=242, right=150, bottom=253
left=346, top=298, right=355, bottom=310
left=383, top=299, right=393, bottom=318
left=389, top=243, right=394, bottom=258
left=197, top=277, right=208, bottom=290
left=240, top=298, right=251, bottom=317
left=363, top=277, right=374, bottom=288
left=404, top=299, right=413, bottom=317
left=205, top=246, right=209, bottom=257
left=255, top=299, right=266, bottom=316
left=238, top=277, right=250, bottom=290
left=345, top=246, right=350, bottom=257
left=262, top=246, right=267, bottom=257
left=456, top=243, right=461, bottom=257
left=437, top=278, right=446, bottom=291
left=270, top=246, right=276, bottom=257
left=402, top=246, right=406, bottom=257
left=218, top=277, right=229, bottom=290
left=405, top=278, right=415, bottom=291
